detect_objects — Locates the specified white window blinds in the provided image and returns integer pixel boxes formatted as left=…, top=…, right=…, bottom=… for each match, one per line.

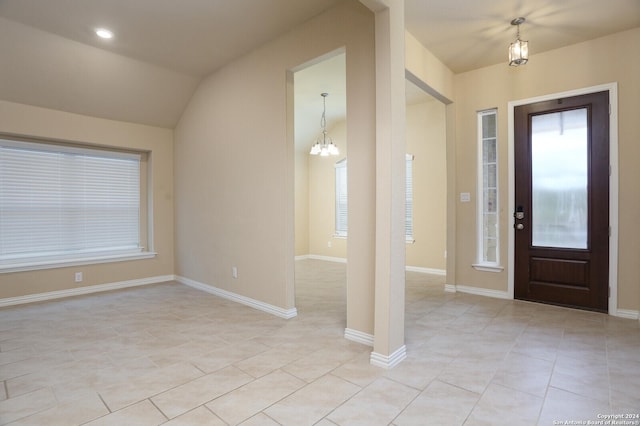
left=0, top=139, right=142, bottom=265
left=335, top=156, right=413, bottom=240
left=406, top=154, right=414, bottom=241
left=335, top=158, right=348, bottom=237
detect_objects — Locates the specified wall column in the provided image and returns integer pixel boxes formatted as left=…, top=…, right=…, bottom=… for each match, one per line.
left=361, top=0, right=407, bottom=368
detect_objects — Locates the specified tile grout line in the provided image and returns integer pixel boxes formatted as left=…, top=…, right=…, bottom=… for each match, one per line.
left=202, top=404, right=227, bottom=424
left=97, top=392, right=112, bottom=413
left=148, top=397, right=169, bottom=421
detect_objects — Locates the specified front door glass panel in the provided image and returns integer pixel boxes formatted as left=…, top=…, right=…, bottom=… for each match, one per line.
left=531, top=108, right=588, bottom=249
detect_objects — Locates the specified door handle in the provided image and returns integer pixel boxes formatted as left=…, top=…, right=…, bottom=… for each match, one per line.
left=515, top=223, right=524, bottom=230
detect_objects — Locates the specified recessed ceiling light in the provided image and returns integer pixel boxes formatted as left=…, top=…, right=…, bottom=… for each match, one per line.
left=95, top=28, right=114, bottom=39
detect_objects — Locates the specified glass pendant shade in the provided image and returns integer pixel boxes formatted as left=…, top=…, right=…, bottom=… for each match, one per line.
left=508, top=17, right=529, bottom=67
left=509, top=38, right=529, bottom=66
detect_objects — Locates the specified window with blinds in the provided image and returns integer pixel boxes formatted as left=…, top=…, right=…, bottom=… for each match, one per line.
left=405, top=154, right=414, bottom=241
left=0, top=138, right=143, bottom=268
left=334, top=155, right=414, bottom=240
left=335, top=158, right=348, bottom=237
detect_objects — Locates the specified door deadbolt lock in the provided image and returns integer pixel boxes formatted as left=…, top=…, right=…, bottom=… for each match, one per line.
left=514, top=206, right=525, bottom=220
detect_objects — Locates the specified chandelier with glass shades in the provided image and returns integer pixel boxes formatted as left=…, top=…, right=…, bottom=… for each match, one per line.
left=508, top=17, right=529, bottom=66
left=309, top=92, right=339, bottom=156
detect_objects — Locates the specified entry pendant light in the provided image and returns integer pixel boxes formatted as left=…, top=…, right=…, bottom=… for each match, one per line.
left=508, top=17, right=529, bottom=66
left=310, top=93, right=339, bottom=156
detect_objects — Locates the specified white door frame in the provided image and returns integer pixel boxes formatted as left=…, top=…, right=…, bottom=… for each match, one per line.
left=507, top=82, right=620, bottom=316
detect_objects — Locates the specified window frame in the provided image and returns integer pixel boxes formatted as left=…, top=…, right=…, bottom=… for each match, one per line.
left=474, top=109, right=503, bottom=272
left=334, top=158, right=348, bottom=238
left=0, top=136, right=155, bottom=273
left=405, top=153, right=414, bottom=243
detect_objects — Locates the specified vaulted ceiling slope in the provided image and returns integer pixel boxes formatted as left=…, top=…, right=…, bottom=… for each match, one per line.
left=0, top=0, right=347, bottom=128
left=0, top=0, right=638, bottom=128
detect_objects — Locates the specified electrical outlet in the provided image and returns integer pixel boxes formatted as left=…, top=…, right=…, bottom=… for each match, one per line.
left=328, top=241, right=332, bottom=248
left=74, top=272, right=83, bottom=283
left=232, top=266, right=238, bottom=279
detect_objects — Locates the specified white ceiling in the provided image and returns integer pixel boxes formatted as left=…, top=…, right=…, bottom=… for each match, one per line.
left=0, top=0, right=347, bottom=77
left=405, top=0, right=640, bottom=73
left=0, top=0, right=638, bottom=128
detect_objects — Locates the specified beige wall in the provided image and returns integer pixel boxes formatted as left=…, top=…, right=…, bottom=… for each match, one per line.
left=453, top=27, right=640, bottom=311
left=295, top=149, right=310, bottom=256
left=405, top=31, right=454, bottom=103
left=405, top=100, right=447, bottom=270
left=174, top=0, right=376, bottom=329
left=0, top=100, right=175, bottom=299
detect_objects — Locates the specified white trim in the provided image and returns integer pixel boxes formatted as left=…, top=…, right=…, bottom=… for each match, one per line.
left=507, top=83, right=619, bottom=314
left=344, top=328, right=374, bottom=346
left=405, top=266, right=446, bottom=276
left=176, top=275, right=298, bottom=319
left=476, top=108, right=500, bottom=266
left=0, top=275, right=174, bottom=308
left=0, top=252, right=157, bottom=274
left=304, top=254, right=347, bottom=264
left=444, top=284, right=510, bottom=300
left=300, top=257, right=446, bottom=276
left=370, top=345, right=407, bottom=369
left=471, top=264, right=504, bottom=273
left=612, top=309, right=640, bottom=321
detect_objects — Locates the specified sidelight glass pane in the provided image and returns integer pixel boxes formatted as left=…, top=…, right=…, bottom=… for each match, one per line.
left=531, top=108, right=588, bottom=249
left=477, top=109, right=499, bottom=265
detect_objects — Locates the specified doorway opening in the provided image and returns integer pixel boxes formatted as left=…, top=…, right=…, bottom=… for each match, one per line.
left=292, top=51, right=347, bottom=320
left=404, top=79, right=447, bottom=277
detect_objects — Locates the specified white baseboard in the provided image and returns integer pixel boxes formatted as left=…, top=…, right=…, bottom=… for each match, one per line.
left=444, top=283, right=510, bottom=300
left=298, top=256, right=446, bottom=277
left=448, top=283, right=639, bottom=321
left=175, top=275, right=297, bottom=320
left=370, top=345, right=407, bottom=369
left=405, top=266, right=446, bottom=276
left=0, top=275, right=175, bottom=308
left=344, top=328, right=374, bottom=347
left=613, top=309, right=640, bottom=321
left=303, top=254, right=347, bottom=263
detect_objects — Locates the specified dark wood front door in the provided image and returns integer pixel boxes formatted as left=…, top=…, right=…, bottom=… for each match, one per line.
left=514, top=91, right=609, bottom=312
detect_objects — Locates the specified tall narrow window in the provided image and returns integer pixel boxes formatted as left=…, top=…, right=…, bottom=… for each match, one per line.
left=334, top=156, right=414, bottom=241
left=476, top=109, right=500, bottom=268
left=335, top=158, right=348, bottom=237
left=406, top=154, right=414, bottom=242
left=0, top=138, right=144, bottom=269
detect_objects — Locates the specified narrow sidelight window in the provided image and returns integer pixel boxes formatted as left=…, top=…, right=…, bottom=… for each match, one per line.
left=477, top=109, right=499, bottom=266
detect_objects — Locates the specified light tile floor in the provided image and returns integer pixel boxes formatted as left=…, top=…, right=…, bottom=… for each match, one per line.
left=1, top=259, right=639, bottom=425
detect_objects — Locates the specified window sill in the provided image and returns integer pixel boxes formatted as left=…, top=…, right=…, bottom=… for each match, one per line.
left=0, top=251, right=157, bottom=274
left=472, top=263, right=504, bottom=273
